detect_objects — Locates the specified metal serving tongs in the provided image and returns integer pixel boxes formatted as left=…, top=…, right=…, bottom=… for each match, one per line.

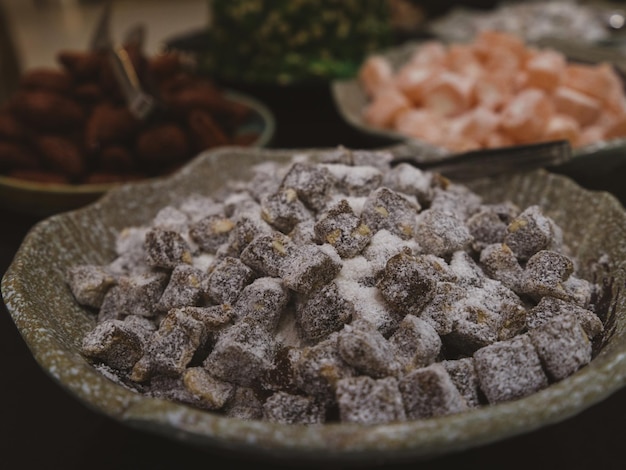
left=390, top=139, right=573, bottom=181
left=90, top=0, right=161, bottom=121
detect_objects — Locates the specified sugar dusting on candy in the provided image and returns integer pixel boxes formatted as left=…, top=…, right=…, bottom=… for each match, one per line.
left=68, top=147, right=604, bottom=425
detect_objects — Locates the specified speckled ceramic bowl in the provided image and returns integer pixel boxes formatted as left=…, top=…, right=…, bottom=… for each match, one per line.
left=3, top=147, right=626, bottom=466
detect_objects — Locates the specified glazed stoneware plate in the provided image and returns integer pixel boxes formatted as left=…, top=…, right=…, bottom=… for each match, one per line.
left=2, top=147, right=626, bottom=466
left=0, top=90, right=275, bottom=218
left=331, top=40, right=626, bottom=166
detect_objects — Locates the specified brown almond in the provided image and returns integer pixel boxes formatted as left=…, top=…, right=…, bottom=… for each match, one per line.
left=56, top=50, right=103, bottom=81
left=20, top=68, right=73, bottom=94
left=84, top=103, right=139, bottom=151
left=11, top=91, right=84, bottom=131
left=135, top=123, right=189, bottom=167
left=36, top=135, right=85, bottom=179
left=0, top=113, right=27, bottom=141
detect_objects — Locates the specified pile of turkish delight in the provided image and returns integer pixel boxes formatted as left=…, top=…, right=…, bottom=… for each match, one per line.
left=66, top=147, right=604, bottom=424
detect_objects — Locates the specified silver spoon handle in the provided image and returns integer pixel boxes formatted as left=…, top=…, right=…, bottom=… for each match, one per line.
left=391, top=140, right=573, bottom=181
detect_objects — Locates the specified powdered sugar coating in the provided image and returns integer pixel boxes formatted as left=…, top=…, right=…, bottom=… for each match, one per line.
left=68, top=149, right=604, bottom=425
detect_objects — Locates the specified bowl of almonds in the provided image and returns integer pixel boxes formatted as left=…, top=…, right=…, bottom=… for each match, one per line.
left=0, top=46, right=274, bottom=217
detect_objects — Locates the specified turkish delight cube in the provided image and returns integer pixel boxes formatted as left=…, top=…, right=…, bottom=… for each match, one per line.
left=206, top=256, right=255, bottom=305
left=263, top=391, right=325, bottom=424
left=377, top=251, right=437, bottom=316
left=362, top=229, right=420, bottom=278
left=445, top=280, right=523, bottom=354
left=156, top=264, right=207, bottom=313
left=429, top=183, right=482, bottom=221
left=144, top=227, right=193, bottom=268
left=322, top=163, right=384, bottom=197
left=98, top=271, right=168, bottom=321
left=389, top=314, right=442, bottom=370
left=288, top=219, right=316, bottom=245
left=466, top=207, right=509, bottom=252
left=504, top=205, right=557, bottom=261
left=448, top=251, right=485, bottom=287
left=66, top=264, right=116, bottom=309
left=521, top=250, right=574, bottom=300
left=278, top=243, right=342, bottom=294
left=239, top=232, right=293, bottom=277
left=296, top=281, right=353, bottom=343
left=294, top=333, right=355, bottom=402
left=563, top=275, right=596, bottom=308
left=529, top=313, right=592, bottom=381
left=81, top=318, right=147, bottom=372
left=203, top=319, right=276, bottom=387
left=337, top=320, right=400, bottom=378
left=175, top=305, right=234, bottom=336
left=382, top=162, right=433, bottom=205
left=419, top=281, right=466, bottom=335
left=280, top=161, right=333, bottom=211
left=336, top=376, right=406, bottom=424
left=361, top=187, right=419, bottom=240
left=220, top=210, right=273, bottom=257
left=527, top=296, right=603, bottom=339
left=415, top=209, right=473, bottom=257
left=479, top=243, right=524, bottom=293
left=442, top=358, right=482, bottom=408
left=260, top=188, right=312, bottom=234
left=182, top=367, right=235, bottom=410
left=234, top=277, right=290, bottom=332
left=189, top=214, right=235, bottom=254
left=473, top=334, right=549, bottom=404
left=136, top=307, right=208, bottom=378
left=223, top=387, right=264, bottom=420
left=314, top=199, right=372, bottom=258
left=399, top=363, right=468, bottom=419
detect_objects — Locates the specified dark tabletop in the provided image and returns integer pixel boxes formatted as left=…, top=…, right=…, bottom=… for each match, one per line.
left=2, top=82, right=626, bottom=470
